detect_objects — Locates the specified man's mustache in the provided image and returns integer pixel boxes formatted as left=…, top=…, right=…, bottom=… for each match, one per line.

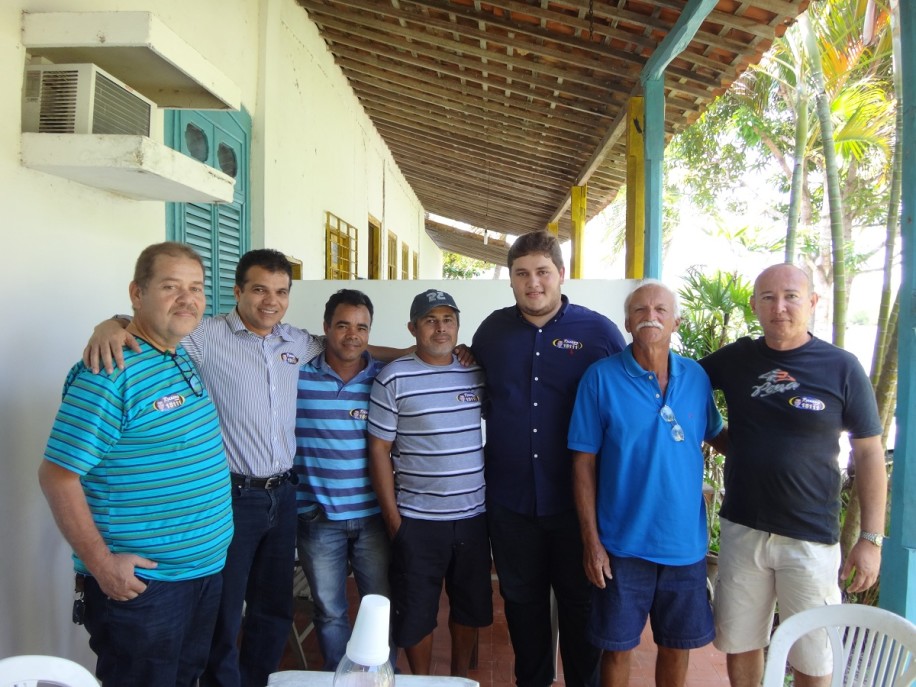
left=636, top=320, right=663, bottom=330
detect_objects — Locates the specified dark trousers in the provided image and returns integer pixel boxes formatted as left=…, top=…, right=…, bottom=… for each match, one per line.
left=202, top=481, right=296, bottom=687
left=83, top=573, right=222, bottom=686
left=487, top=501, right=600, bottom=687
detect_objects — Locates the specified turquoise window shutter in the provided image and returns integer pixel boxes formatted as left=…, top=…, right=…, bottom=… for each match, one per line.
left=165, top=109, right=251, bottom=315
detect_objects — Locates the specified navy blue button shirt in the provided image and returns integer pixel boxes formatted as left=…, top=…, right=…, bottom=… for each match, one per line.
left=472, top=295, right=626, bottom=516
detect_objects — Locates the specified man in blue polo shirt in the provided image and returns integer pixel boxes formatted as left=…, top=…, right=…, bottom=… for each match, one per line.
left=39, top=242, right=234, bottom=686
left=569, top=280, right=724, bottom=687
left=471, top=231, right=626, bottom=687
left=293, top=289, right=391, bottom=671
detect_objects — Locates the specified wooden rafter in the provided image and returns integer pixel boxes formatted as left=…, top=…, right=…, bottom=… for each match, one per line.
left=297, top=0, right=808, bottom=254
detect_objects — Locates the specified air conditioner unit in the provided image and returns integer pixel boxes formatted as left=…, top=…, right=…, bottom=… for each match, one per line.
left=23, top=63, right=154, bottom=136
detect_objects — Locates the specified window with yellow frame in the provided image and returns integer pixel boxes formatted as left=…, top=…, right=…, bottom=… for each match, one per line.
left=367, top=218, right=382, bottom=280
left=401, top=244, right=409, bottom=279
left=387, top=231, right=398, bottom=280
left=412, top=251, right=419, bottom=280
left=325, top=212, right=358, bottom=279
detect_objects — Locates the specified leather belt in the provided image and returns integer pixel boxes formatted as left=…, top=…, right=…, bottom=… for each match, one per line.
left=230, top=470, right=293, bottom=490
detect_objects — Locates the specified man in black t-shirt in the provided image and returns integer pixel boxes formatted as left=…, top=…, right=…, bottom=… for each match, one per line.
left=700, top=264, right=886, bottom=687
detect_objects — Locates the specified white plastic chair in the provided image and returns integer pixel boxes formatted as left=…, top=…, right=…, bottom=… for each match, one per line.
left=288, top=564, right=315, bottom=669
left=761, top=604, right=916, bottom=687
left=0, top=656, right=99, bottom=687
left=0, top=654, right=98, bottom=687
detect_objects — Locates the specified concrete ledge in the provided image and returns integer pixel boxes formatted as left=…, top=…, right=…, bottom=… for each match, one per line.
left=23, top=11, right=241, bottom=110
left=22, top=133, right=235, bottom=202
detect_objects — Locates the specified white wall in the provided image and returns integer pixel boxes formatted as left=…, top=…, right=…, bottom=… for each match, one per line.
left=286, top=279, right=634, bottom=348
left=256, top=0, right=425, bottom=277
left=1, top=0, right=172, bottom=666
left=1, top=0, right=427, bottom=664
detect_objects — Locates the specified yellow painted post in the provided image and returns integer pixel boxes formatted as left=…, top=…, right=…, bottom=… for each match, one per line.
left=547, top=222, right=559, bottom=236
left=570, top=185, right=587, bottom=278
left=626, top=97, right=646, bottom=279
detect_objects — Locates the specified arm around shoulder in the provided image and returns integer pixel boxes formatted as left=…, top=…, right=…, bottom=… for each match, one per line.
left=368, top=343, right=415, bottom=364
left=707, top=426, right=729, bottom=456
left=82, top=316, right=139, bottom=374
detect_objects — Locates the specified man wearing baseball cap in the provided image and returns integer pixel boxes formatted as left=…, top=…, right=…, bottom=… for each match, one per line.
left=367, top=289, right=492, bottom=677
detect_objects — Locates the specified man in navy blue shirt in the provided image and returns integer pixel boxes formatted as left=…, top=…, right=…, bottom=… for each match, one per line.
left=472, top=231, right=626, bottom=687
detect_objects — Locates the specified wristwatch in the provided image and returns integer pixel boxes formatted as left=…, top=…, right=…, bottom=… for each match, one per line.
left=859, top=531, right=884, bottom=548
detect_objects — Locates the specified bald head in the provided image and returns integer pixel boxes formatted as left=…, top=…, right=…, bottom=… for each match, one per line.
left=751, top=264, right=817, bottom=351
left=754, top=264, right=812, bottom=299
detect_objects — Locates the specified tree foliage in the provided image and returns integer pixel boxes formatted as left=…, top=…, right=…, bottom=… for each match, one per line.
left=675, top=269, right=762, bottom=553
left=441, top=252, right=493, bottom=279
left=666, top=0, right=896, bottom=339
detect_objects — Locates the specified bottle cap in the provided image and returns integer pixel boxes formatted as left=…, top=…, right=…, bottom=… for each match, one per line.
left=345, top=594, right=391, bottom=666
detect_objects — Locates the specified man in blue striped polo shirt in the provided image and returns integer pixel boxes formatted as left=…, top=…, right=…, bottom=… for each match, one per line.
left=293, top=289, right=392, bottom=671
left=39, top=242, right=234, bottom=686
left=84, top=251, right=411, bottom=687
left=85, top=249, right=324, bottom=687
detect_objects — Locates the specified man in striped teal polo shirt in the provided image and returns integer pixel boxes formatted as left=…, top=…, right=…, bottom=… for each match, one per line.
left=39, top=242, right=234, bottom=686
left=293, top=289, right=392, bottom=671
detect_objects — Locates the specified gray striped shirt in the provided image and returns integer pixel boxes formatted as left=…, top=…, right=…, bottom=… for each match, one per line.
left=183, top=309, right=324, bottom=477
left=368, top=354, right=486, bottom=521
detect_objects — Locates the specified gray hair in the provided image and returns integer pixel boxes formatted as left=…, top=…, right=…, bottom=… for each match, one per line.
left=624, top=279, right=681, bottom=318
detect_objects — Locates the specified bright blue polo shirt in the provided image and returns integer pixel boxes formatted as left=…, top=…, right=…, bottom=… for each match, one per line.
left=568, top=345, right=723, bottom=565
left=294, top=352, right=385, bottom=520
left=472, top=296, right=626, bottom=516
left=44, top=342, right=234, bottom=581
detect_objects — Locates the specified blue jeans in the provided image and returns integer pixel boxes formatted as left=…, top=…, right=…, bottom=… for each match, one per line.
left=203, top=481, right=296, bottom=687
left=83, top=573, right=221, bottom=686
left=297, top=510, right=391, bottom=670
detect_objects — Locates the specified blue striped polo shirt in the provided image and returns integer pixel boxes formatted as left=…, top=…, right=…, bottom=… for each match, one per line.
left=44, top=341, right=233, bottom=581
left=294, top=352, right=385, bottom=520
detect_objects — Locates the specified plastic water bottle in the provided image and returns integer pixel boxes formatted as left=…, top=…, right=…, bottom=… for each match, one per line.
left=332, top=594, right=394, bottom=687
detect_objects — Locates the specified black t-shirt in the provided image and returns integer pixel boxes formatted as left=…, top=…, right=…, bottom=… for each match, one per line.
left=700, top=336, right=881, bottom=544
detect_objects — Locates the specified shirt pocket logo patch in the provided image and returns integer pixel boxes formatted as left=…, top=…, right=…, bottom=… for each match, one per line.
left=788, top=396, right=826, bottom=411
left=153, top=393, right=185, bottom=411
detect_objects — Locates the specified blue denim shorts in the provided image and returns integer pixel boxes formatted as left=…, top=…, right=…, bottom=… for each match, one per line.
left=586, top=554, right=714, bottom=651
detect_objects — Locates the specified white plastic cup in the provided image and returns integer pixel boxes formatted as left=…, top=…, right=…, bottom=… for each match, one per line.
left=345, top=594, right=391, bottom=666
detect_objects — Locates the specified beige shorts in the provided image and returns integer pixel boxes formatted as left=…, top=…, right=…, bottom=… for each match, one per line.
left=713, top=518, right=842, bottom=676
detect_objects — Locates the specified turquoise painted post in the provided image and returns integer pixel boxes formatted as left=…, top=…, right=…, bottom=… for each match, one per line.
left=881, top=0, right=916, bottom=620
left=640, top=0, right=718, bottom=279
left=643, top=77, right=664, bottom=280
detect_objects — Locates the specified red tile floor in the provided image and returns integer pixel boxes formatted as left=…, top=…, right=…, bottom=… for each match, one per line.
left=279, top=576, right=730, bottom=687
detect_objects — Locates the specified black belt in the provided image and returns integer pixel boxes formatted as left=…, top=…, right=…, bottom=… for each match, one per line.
left=230, top=470, right=293, bottom=490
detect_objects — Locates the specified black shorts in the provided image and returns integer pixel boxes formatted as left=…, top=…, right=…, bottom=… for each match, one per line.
left=389, top=514, right=493, bottom=648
